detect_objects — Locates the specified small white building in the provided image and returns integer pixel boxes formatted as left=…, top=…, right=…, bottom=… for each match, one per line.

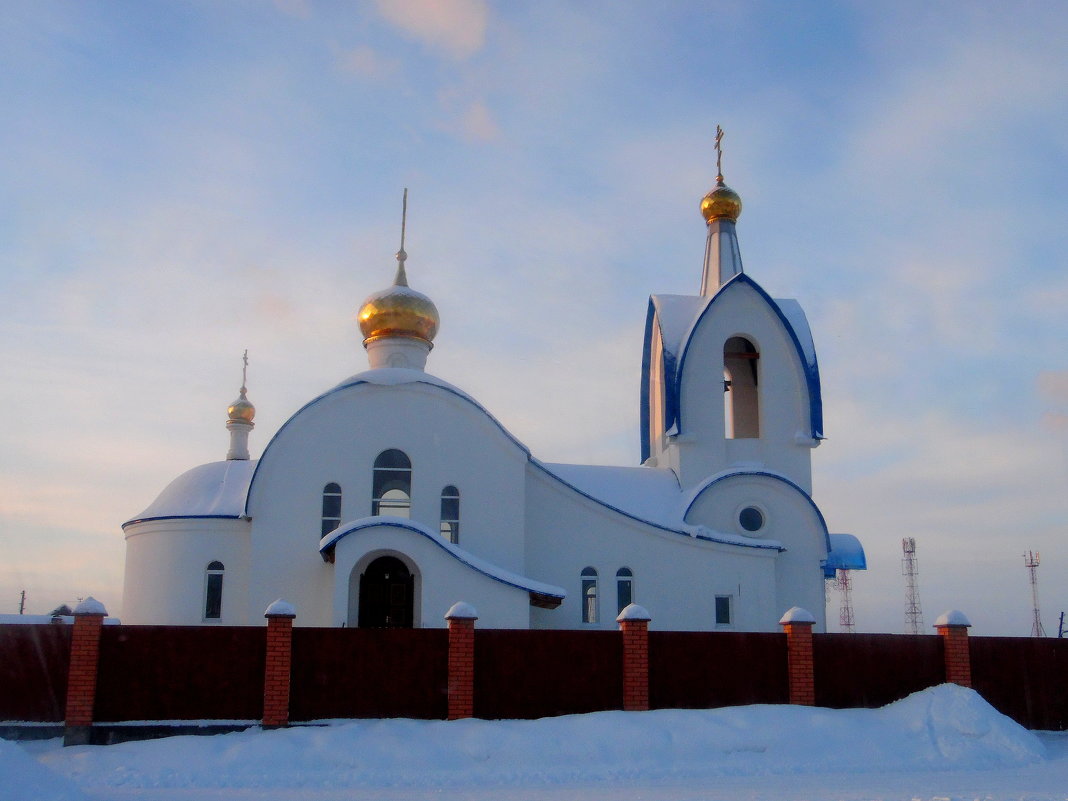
left=121, top=172, right=865, bottom=631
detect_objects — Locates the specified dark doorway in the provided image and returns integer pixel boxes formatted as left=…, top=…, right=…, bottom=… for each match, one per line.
left=358, top=556, right=414, bottom=628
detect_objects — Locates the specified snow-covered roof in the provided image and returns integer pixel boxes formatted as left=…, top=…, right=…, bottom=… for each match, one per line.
left=124, top=459, right=256, bottom=528
left=319, top=516, right=566, bottom=600
left=536, top=462, right=787, bottom=551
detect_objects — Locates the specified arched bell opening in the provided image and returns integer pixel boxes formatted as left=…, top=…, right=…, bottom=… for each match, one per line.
left=724, top=336, right=760, bottom=438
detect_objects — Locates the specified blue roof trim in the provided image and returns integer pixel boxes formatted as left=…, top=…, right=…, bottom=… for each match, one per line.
left=530, top=460, right=782, bottom=551
left=122, top=514, right=243, bottom=531
left=245, top=374, right=532, bottom=516
left=639, top=298, right=683, bottom=465
left=822, top=532, right=867, bottom=578
left=319, top=517, right=566, bottom=598
left=673, top=273, right=824, bottom=441
left=682, top=469, right=832, bottom=554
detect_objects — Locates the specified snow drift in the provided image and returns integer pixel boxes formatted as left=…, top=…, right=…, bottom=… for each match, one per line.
left=17, top=684, right=1044, bottom=795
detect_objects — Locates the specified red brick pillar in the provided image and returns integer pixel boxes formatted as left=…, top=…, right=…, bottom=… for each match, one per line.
left=934, top=610, right=972, bottom=688
left=263, top=600, right=296, bottom=729
left=617, top=603, right=651, bottom=711
left=780, top=607, right=816, bottom=706
left=445, top=602, right=478, bottom=720
left=64, top=597, right=108, bottom=746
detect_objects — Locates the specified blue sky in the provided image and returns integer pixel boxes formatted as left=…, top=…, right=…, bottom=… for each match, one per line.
left=2, top=1, right=1067, bottom=635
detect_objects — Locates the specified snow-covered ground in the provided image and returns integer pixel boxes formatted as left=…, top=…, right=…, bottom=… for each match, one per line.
left=3, top=685, right=1067, bottom=801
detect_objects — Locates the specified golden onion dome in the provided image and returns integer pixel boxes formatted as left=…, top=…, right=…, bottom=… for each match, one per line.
left=357, top=282, right=439, bottom=345
left=227, top=392, right=255, bottom=423
left=700, top=180, right=742, bottom=223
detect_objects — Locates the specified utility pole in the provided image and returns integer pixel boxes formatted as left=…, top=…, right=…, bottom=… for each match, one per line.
left=18, top=590, right=25, bottom=615
left=1023, top=551, right=1046, bottom=637
left=902, top=538, right=924, bottom=635
left=1058, top=611, right=1064, bottom=639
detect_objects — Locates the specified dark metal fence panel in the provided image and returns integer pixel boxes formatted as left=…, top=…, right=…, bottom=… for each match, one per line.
left=813, top=633, right=944, bottom=709
left=93, top=626, right=266, bottom=721
left=648, top=631, right=788, bottom=709
left=0, top=625, right=72, bottom=722
left=473, top=629, right=622, bottom=719
left=971, top=636, right=1068, bottom=731
left=289, top=628, right=448, bottom=721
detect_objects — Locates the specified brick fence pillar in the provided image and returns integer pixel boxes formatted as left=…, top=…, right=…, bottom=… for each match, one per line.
left=780, top=606, right=816, bottom=706
left=263, top=599, right=296, bottom=729
left=934, top=610, right=972, bottom=688
left=64, top=597, right=108, bottom=746
left=445, top=602, right=478, bottom=720
left=617, top=603, right=651, bottom=711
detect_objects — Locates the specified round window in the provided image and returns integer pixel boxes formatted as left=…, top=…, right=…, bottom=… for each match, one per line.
left=739, top=506, right=764, bottom=533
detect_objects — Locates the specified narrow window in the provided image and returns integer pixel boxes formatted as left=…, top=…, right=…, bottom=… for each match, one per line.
left=581, top=566, right=598, bottom=624
left=724, top=337, right=760, bottom=438
left=372, top=449, right=411, bottom=518
left=715, top=594, right=732, bottom=626
left=321, top=482, right=342, bottom=538
left=616, top=567, right=633, bottom=614
left=204, top=561, right=224, bottom=620
left=439, top=485, right=460, bottom=544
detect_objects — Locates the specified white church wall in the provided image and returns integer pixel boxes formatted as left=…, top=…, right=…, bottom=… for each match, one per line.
left=684, top=473, right=828, bottom=631
left=677, top=283, right=815, bottom=492
left=524, top=467, right=782, bottom=632
left=245, top=377, right=530, bottom=626
left=330, top=525, right=531, bottom=628
left=122, top=518, right=250, bottom=625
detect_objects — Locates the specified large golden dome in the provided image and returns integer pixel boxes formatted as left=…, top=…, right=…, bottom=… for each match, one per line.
left=700, top=180, right=742, bottom=223
left=357, top=282, right=439, bottom=345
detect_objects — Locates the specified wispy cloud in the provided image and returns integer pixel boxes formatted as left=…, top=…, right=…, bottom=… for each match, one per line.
left=374, top=0, right=488, bottom=60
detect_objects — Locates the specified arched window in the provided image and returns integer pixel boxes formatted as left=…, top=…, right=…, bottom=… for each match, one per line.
left=581, top=567, right=598, bottom=624
left=204, top=561, right=224, bottom=620
left=372, top=449, right=411, bottom=517
left=616, top=567, right=633, bottom=614
left=724, top=336, right=760, bottom=438
left=321, top=482, right=342, bottom=538
left=439, top=485, right=460, bottom=544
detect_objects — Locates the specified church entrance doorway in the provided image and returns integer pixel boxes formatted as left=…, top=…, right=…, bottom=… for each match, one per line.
left=358, top=556, right=414, bottom=628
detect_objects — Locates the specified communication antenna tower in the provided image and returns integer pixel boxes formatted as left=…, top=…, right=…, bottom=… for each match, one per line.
left=835, top=568, right=855, bottom=633
left=902, top=537, right=924, bottom=635
left=1024, top=551, right=1046, bottom=637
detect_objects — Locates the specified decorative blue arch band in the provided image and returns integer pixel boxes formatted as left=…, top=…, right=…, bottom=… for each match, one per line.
left=682, top=469, right=832, bottom=554
left=319, top=516, right=566, bottom=599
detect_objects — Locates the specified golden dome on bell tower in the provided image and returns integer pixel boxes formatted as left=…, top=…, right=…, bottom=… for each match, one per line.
left=700, top=124, right=743, bottom=223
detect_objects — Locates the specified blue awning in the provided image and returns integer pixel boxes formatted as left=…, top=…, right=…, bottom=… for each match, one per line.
left=823, top=533, right=867, bottom=578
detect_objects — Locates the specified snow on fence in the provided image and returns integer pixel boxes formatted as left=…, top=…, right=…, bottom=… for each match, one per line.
left=2, top=608, right=1068, bottom=744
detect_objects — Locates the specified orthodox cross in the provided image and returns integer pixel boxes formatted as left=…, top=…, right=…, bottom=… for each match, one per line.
left=715, top=125, right=725, bottom=183
left=240, top=349, right=248, bottom=396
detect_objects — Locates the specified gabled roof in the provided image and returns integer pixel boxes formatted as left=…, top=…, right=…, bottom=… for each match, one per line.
left=641, top=273, right=824, bottom=462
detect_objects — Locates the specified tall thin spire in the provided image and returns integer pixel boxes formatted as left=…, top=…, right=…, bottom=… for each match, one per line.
left=393, top=188, right=409, bottom=287
left=700, top=125, right=744, bottom=295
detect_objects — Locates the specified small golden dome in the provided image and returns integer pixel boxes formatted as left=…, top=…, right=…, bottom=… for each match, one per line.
left=357, top=283, right=439, bottom=345
left=700, top=180, right=742, bottom=223
left=227, top=392, right=255, bottom=423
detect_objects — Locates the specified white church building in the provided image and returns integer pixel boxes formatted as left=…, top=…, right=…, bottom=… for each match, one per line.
left=121, top=163, right=866, bottom=632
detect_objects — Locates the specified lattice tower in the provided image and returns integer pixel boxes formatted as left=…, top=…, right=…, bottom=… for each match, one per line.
left=835, top=568, right=855, bottom=633
left=1024, top=551, right=1046, bottom=637
left=902, top=537, right=924, bottom=635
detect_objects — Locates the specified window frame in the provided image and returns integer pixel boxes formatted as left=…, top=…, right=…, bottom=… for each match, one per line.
left=616, top=567, right=633, bottom=615
left=439, top=485, right=460, bottom=544
left=372, top=449, right=412, bottom=518
left=581, top=566, right=599, bottom=624
left=321, top=482, right=343, bottom=538
left=204, top=561, right=225, bottom=621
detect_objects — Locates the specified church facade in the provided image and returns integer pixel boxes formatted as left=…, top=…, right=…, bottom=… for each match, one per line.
left=121, top=170, right=865, bottom=632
